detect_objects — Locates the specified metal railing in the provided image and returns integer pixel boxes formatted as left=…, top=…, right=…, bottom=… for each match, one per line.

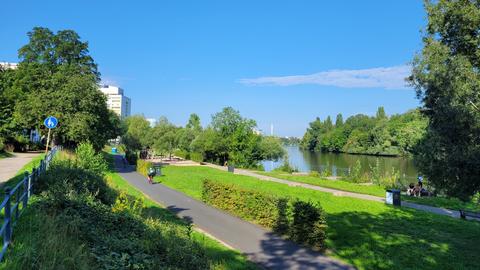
left=0, top=146, right=59, bottom=261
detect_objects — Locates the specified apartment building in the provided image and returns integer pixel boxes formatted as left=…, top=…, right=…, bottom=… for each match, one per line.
left=99, top=85, right=131, bottom=118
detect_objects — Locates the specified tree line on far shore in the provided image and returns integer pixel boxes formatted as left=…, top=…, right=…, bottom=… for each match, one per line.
left=300, top=107, right=428, bottom=156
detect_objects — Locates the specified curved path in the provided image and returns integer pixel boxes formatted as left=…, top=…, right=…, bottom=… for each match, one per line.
left=202, top=163, right=466, bottom=219
left=113, top=156, right=354, bottom=270
left=0, top=152, right=40, bottom=184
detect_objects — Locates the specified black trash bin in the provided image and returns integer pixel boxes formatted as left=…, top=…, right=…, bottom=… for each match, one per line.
left=228, top=165, right=234, bottom=173
left=154, top=164, right=162, bottom=176
left=386, top=189, right=401, bottom=206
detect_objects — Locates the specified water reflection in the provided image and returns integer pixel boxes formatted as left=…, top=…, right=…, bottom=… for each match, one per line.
left=262, top=146, right=418, bottom=182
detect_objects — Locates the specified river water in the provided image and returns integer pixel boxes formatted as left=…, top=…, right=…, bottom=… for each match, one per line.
left=262, top=146, right=419, bottom=183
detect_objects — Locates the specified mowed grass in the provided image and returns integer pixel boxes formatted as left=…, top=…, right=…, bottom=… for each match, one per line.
left=155, top=165, right=480, bottom=270
left=106, top=168, right=258, bottom=270
left=258, top=171, right=480, bottom=212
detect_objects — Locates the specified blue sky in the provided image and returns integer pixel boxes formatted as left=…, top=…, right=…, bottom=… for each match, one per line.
left=0, top=1, right=426, bottom=137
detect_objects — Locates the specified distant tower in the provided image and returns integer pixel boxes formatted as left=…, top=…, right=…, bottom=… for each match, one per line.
left=270, top=124, right=274, bottom=136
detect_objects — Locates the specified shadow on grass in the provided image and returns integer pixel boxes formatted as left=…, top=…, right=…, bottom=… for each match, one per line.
left=326, top=209, right=480, bottom=270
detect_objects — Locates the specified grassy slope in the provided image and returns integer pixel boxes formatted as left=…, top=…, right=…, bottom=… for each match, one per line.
left=106, top=163, right=257, bottom=270
left=258, top=171, right=480, bottom=212
left=155, top=165, right=480, bottom=270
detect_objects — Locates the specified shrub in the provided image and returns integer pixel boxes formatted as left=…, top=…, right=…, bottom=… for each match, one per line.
left=202, top=179, right=282, bottom=228
left=309, top=170, right=320, bottom=177
left=290, top=200, right=327, bottom=251
left=37, top=159, right=115, bottom=205
left=75, top=142, right=108, bottom=176
left=202, top=179, right=327, bottom=250
left=320, top=166, right=332, bottom=178
left=136, top=159, right=153, bottom=177
left=273, top=158, right=298, bottom=173
left=190, top=152, right=203, bottom=162
left=348, top=160, right=362, bottom=183
left=14, top=149, right=216, bottom=269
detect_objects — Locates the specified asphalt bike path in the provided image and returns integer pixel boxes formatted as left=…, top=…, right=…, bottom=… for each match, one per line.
left=113, top=155, right=354, bottom=270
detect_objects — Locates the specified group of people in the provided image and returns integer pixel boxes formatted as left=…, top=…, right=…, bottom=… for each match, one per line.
left=406, top=176, right=430, bottom=197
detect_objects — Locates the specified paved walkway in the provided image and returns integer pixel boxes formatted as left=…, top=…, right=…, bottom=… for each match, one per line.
left=113, top=156, right=354, bottom=270
left=201, top=163, right=467, bottom=220
left=0, top=152, right=40, bottom=184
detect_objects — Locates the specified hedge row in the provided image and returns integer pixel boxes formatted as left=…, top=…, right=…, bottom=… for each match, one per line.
left=202, top=179, right=327, bottom=250
left=174, top=150, right=204, bottom=163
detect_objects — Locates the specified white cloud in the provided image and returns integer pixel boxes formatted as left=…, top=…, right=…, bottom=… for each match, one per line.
left=238, top=65, right=411, bottom=89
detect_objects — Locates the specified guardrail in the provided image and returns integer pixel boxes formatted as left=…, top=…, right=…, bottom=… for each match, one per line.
left=0, top=146, right=59, bottom=261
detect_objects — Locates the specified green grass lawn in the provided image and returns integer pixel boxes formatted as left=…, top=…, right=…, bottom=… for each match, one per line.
left=155, top=165, right=480, bottom=270
left=0, top=154, right=45, bottom=202
left=106, top=166, right=258, bottom=270
left=258, top=171, right=480, bottom=212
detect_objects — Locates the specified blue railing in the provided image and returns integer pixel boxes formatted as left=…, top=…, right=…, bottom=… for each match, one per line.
left=0, top=146, right=59, bottom=261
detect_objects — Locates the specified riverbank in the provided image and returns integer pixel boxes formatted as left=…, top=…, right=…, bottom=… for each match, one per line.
left=154, top=165, right=480, bottom=270
left=259, top=171, right=480, bottom=212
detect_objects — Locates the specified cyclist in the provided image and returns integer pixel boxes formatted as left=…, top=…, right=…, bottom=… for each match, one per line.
left=147, top=167, right=156, bottom=184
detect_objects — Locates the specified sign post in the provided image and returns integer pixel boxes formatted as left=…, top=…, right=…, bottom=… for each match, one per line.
left=43, top=116, right=58, bottom=154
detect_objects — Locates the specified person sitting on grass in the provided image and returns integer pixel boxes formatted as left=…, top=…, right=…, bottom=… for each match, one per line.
left=407, top=183, right=415, bottom=196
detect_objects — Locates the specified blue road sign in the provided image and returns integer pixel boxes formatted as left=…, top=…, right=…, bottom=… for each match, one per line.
left=44, top=116, right=58, bottom=129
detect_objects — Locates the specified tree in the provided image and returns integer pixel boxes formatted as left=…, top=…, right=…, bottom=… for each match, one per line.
left=18, top=27, right=99, bottom=80
left=152, top=117, right=179, bottom=158
left=6, top=27, right=119, bottom=150
left=376, top=107, right=387, bottom=120
left=335, top=113, right=344, bottom=128
left=409, top=0, right=480, bottom=200
left=122, top=115, right=152, bottom=151
left=186, top=113, right=202, bottom=132
left=323, top=116, right=333, bottom=132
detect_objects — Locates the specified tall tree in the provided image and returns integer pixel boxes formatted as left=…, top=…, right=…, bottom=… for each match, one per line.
left=335, top=113, right=344, bottom=127
left=12, top=27, right=119, bottom=150
left=409, top=0, right=480, bottom=200
left=376, top=107, right=387, bottom=120
left=122, top=115, right=152, bottom=151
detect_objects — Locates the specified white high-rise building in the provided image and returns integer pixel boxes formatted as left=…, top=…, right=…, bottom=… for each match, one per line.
left=99, top=85, right=131, bottom=118
left=146, top=118, right=157, bottom=128
left=0, top=62, right=18, bottom=70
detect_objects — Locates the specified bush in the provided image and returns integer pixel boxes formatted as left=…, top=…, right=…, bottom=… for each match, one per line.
left=136, top=159, right=153, bottom=177
left=13, top=148, right=217, bottom=269
left=76, top=142, right=108, bottom=176
left=290, top=200, right=327, bottom=250
left=37, top=159, right=115, bottom=205
left=202, top=179, right=327, bottom=250
left=348, top=160, right=363, bottom=183
left=202, top=179, right=281, bottom=228
left=273, top=158, right=298, bottom=173
left=190, top=152, right=203, bottom=162
left=309, top=171, right=320, bottom=177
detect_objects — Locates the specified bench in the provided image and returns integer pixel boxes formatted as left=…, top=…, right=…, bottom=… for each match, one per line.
left=459, top=210, right=480, bottom=220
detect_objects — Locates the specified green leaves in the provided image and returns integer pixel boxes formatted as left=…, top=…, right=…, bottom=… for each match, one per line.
left=301, top=109, right=427, bottom=156
left=410, top=0, right=480, bottom=200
